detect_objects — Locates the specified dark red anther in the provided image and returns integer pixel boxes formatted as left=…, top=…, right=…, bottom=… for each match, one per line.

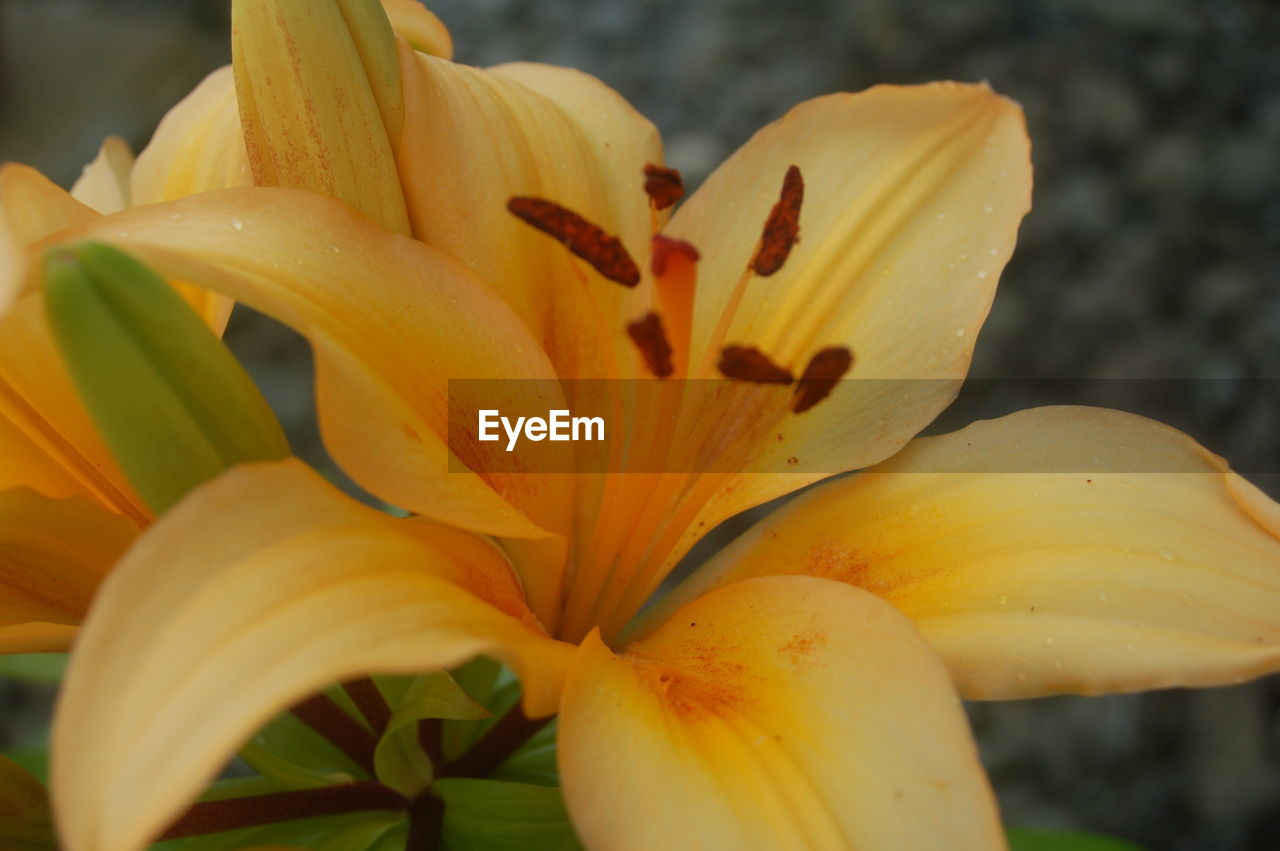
left=644, top=163, right=685, bottom=210
left=650, top=234, right=700, bottom=277
left=627, top=312, right=675, bottom=378
left=508, top=196, right=640, bottom=286
left=752, top=165, right=804, bottom=277
left=792, top=346, right=854, bottom=413
left=718, top=346, right=794, bottom=384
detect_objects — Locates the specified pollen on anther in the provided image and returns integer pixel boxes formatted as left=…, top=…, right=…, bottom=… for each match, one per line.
left=718, top=346, right=794, bottom=384
left=627, top=312, right=675, bottom=378
left=508, top=196, right=640, bottom=287
left=752, top=165, right=804, bottom=277
left=792, top=347, right=854, bottom=413
left=644, top=163, right=685, bottom=210
left=651, top=234, right=700, bottom=277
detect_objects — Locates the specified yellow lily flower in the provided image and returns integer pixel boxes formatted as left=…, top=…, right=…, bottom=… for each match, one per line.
left=19, top=5, right=1278, bottom=850
left=0, top=0, right=456, bottom=656
left=0, top=64, right=254, bottom=652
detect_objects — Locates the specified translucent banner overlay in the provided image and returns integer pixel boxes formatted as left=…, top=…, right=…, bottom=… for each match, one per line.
left=446, top=378, right=1279, bottom=477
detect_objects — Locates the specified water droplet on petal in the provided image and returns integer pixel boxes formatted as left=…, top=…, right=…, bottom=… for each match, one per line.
left=231, top=219, right=244, bottom=232
left=977, top=270, right=988, bottom=279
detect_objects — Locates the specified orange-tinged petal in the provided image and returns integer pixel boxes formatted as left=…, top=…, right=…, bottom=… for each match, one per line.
left=661, top=83, right=1031, bottom=536
left=130, top=66, right=252, bottom=206
left=660, top=407, right=1280, bottom=699
left=561, top=576, right=1003, bottom=851
left=399, top=50, right=660, bottom=379
left=0, top=622, right=79, bottom=655
left=2, top=163, right=101, bottom=317
left=53, top=460, right=574, bottom=851
left=71, top=137, right=135, bottom=215
left=0, top=489, right=134, bottom=645
left=44, top=188, right=569, bottom=545
left=380, top=0, right=452, bottom=57
left=233, top=0, right=410, bottom=234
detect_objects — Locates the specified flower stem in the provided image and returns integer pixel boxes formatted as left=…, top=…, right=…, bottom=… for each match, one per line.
left=404, top=792, right=445, bottom=851
left=342, top=676, right=393, bottom=736
left=290, top=692, right=378, bottom=775
left=158, top=782, right=407, bottom=839
left=438, top=705, right=548, bottom=779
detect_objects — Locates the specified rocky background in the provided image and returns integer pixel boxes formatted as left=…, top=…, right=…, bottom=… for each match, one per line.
left=2, top=0, right=1278, bottom=848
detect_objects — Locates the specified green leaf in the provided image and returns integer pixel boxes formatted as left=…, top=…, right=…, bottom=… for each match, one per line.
left=434, top=778, right=581, bottom=851
left=442, top=659, right=518, bottom=761
left=0, top=753, right=56, bottom=849
left=374, top=672, right=488, bottom=797
left=241, top=709, right=366, bottom=787
left=0, top=654, right=67, bottom=683
left=1007, top=827, right=1146, bottom=851
left=490, top=719, right=559, bottom=787
left=42, top=241, right=289, bottom=514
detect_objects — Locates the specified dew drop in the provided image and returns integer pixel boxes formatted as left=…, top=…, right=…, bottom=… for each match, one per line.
left=956, top=327, right=967, bottom=337
left=231, top=219, right=244, bottom=232
left=1158, top=549, right=1174, bottom=561
left=976, top=270, right=988, bottom=279
left=958, top=252, right=969, bottom=261
left=1097, top=592, right=1109, bottom=603
left=1043, top=636, right=1055, bottom=646
left=513, top=344, right=525, bottom=354
left=983, top=205, right=993, bottom=214
left=936, top=212, right=946, bottom=220
left=988, top=248, right=998, bottom=256
left=947, top=263, right=956, bottom=270
left=997, top=594, right=1009, bottom=606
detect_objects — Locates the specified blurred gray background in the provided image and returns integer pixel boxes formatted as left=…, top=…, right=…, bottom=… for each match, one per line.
left=2, top=0, right=1278, bottom=848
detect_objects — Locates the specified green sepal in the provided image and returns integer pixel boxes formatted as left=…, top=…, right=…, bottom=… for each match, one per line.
left=441, top=658, right=517, bottom=761
left=433, top=778, right=581, bottom=851
left=373, top=672, right=488, bottom=797
left=42, top=242, right=289, bottom=514
left=1007, top=827, right=1146, bottom=851
left=0, top=753, right=56, bottom=849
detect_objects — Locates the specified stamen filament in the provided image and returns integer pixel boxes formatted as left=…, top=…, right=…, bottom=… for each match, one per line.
left=159, top=782, right=407, bottom=840
left=290, top=692, right=379, bottom=775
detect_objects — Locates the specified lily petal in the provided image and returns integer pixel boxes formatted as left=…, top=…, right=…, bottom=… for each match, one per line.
left=0, top=489, right=135, bottom=651
left=560, top=576, right=1003, bottom=851
left=664, top=83, right=1031, bottom=538
left=129, top=66, right=252, bottom=206
left=42, top=188, right=569, bottom=544
left=53, top=459, right=574, bottom=851
left=398, top=50, right=661, bottom=378
left=660, top=407, right=1280, bottom=698
left=71, top=137, right=135, bottom=215
left=380, top=0, right=452, bottom=57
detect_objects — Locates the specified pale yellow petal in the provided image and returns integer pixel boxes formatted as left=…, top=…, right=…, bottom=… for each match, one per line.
left=399, top=50, right=661, bottom=379
left=662, top=83, right=1032, bottom=542
left=659, top=407, right=1280, bottom=698
left=130, top=66, right=252, bottom=206
left=561, top=576, right=1003, bottom=851
left=233, top=0, right=410, bottom=233
left=44, top=188, right=569, bottom=545
left=71, top=136, right=135, bottom=215
left=53, top=459, right=574, bottom=851
left=380, top=0, right=452, bottom=57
